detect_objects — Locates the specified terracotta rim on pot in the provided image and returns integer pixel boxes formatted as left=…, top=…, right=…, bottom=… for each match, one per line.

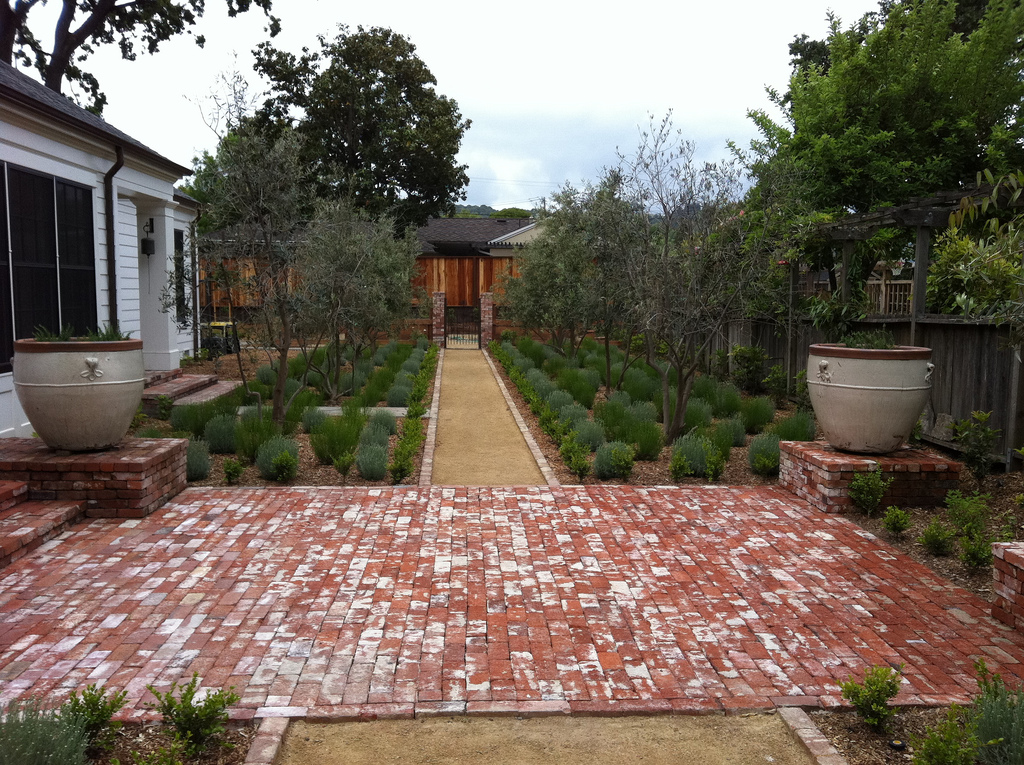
left=808, top=343, right=931, bottom=360
left=14, top=338, right=142, bottom=353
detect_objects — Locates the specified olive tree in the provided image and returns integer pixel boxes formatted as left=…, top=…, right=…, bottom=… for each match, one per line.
left=294, top=200, right=419, bottom=400
left=619, top=114, right=767, bottom=441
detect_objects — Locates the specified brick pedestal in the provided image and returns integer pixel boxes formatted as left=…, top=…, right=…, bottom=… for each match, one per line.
left=431, top=291, right=446, bottom=348
left=480, top=292, right=495, bottom=346
left=0, top=438, right=187, bottom=518
left=779, top=441, right=961, bottom=514
left=994, top=543, right=1024, bottom=630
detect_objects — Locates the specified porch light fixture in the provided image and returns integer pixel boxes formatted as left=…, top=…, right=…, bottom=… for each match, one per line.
left=141, top=218, right=156, bottom=256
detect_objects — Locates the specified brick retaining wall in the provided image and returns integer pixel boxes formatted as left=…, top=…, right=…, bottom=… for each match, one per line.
left=779, top=441, right=961, bottom=514
left=993, top=543, right=1024, bottom=630
left=0, top=438, right=187, bottom=518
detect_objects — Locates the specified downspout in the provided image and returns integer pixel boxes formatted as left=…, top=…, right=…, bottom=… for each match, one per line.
left=104, top=146, right=124, bottom=328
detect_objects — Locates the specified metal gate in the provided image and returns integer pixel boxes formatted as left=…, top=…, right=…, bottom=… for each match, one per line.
left=445, top=304, right=480, bottom=348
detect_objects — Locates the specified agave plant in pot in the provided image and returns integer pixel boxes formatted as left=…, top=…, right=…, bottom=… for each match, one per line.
left=13, top=324, right=144, bottom=451
left=807, top=330, right=933, bottom=454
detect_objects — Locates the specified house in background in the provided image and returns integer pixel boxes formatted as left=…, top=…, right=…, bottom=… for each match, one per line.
left=0, top=62, right=196, bottom=437
left=414, top=217, right=538, bottom=307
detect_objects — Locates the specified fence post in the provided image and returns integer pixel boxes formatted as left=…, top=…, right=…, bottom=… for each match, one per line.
left=480, top=292, right=494, bottom=346
left=432, top=291, right=446, bottom=348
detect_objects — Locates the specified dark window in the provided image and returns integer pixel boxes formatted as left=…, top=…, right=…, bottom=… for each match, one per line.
left=0, top=173, right=10, bottom=373
left=1, top=164, right=96, bottom=366
left=56, top=181, right=96, bottom=334
left=174, top=229, right=187, bottom=324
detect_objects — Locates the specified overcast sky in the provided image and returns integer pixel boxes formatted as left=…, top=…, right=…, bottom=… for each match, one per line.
left=31, top=0, right=877, bottom=209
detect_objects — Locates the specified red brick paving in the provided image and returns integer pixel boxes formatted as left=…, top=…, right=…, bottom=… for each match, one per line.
left=0, top=484, right=1021, bottom=722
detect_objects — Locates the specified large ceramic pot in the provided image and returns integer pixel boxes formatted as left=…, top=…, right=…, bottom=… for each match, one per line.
left=13, top=338, right=144, bottom=451
left=807, top=343, right=933, bottom=454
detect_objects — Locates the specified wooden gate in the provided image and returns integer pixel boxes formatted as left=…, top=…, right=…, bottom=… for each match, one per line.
left=445, top=303, right=480, bottom=348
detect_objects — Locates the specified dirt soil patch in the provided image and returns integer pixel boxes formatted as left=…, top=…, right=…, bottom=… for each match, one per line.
left=90, top=722, right=256, bottom=765
left=812, top=707, right=954, bottom=765
left=277, top=714, right=814, bottom=765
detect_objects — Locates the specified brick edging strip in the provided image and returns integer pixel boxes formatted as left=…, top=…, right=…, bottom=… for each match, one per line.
left=777, top=707, right=849, bottom=765
left=244, top=717, right=290, bottom=764
left=481, top=348, right=560, bottom=487
left=418, top=348, right=445, bottom=487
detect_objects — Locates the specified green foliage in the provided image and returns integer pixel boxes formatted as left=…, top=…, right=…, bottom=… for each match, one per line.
left=256, top=365, right=277, bottom=386
left=310, top=407, right=366, bottom=465
left=60, top=683, right=126, bottom=753
left=145, top=673, right=240, bottom=756
left=203, top=414, right=237, bottom=454
left=927, top=228, right=1024, bottom=316
left=356, top=444, right=389, bottom=481
left=629, top=420, right=665, bottom=461
left=731, top=345, right=768, bottom=394
left=840, top=330, right=896, bottom=350
left=33, top=323, right=74, bottom=341
left=560, top=432, right=592, bottom=480
left=794, top=370, right=812, bottom=411
left=804, top=294, right=866, bottom=343
left=721, top=416, right=747, bottom=447
left=574, top=419, right=606, bottom=452
left=946, top=491, right=990, bottom=538
left=359, top=422, right=391, bottom=449
left=763, top=0, right=1024, bottom=216
left=848, top=468, right=893, bottom=516
left=960, top=532, right=994, bottom=569
left=684, top=398, right=714, bottom=432
left=919, top=519, right=957, bottom=556
left=302, top=407, right=326, bottom=434
left=186, top=439, right=211, bottom=481
left=950, top=411, right=1000, bottom=481
left=973, top=659, right=1024, bottom=765
left=671, top=435, right=708, bottom=480
left=748, top=433, right=781, bottom=477
left=740, top=397, right=775, bottom=434
left=691, top=375, right=719, bottom=403
left=369, top=409, right=398, bottom=436
left=558, top=403, right=590, bottom=430
left=556, top=368, right=597, bottom=409
left=912, top=706, right=978, bottom=765
left=882, top=506, right=913, bottom=537
left=763, top=364, right=788, bottom=407
left=838, top=664, right=903, bottom=732
left=136, top=426, right=164, bottom=439
left=713, top=384, right=743, bottom=418
left=385, top=383, right=411, bottom=407
left=255, top=436, right=299, bottom=481
left=333, top=451, right=355, bottom=477
left=594, top=441, right=635, bottom=481
left=770, top=411, right=816, bottom=441
left=389, top=417, right=423, bottom=484
left=235, top=415, right=279, bottom=462
left=156, top=395, right=175, bottom=420
left=254, top=25, right=471, bottom=228
left=0, top=696, right=87, bottom=765
left=223, top=458, right=243, bottom=485
left=171, top=401, right=221, bottom=439
left=546, top=390, right=574, bottom=413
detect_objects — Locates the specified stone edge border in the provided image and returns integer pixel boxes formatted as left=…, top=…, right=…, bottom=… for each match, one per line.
left=777, top=707, right=849, bottom=765
left=418, top=348, right=445, bottom=487
left=481, top=348, right=560, bottom=487
left=243, top=705, right=848, bottom=764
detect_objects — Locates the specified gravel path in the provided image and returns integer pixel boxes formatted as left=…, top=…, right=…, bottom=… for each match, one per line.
left=431, top=349, right=545, bottom=486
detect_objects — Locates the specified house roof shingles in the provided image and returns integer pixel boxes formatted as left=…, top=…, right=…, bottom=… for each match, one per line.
left=416, top=217, right=534, bottom=255
left=0, top=62, right=191, bottom=177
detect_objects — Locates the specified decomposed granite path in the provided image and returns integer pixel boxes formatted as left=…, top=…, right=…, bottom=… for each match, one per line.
left=431, top=349, right=546, bottom=486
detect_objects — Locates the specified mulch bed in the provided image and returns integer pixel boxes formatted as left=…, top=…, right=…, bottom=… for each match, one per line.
left=91, top=722, right=256, bottom=765
left=812, top=707, right=955, bottom=765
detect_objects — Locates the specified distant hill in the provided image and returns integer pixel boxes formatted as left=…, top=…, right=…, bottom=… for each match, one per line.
left=453, top=204, right=536, bottom=219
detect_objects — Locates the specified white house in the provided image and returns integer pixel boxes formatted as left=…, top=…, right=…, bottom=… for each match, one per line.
left=0, top=62, right=196, bottom=438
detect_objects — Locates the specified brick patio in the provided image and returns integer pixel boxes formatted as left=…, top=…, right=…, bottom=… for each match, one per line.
left=0, top=484, right=1021, bottom=723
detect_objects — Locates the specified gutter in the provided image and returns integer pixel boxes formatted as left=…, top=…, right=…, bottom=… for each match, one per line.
left=104, top=146, right=124, bottom=328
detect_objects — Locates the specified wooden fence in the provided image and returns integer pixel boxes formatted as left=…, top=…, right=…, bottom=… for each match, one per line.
left=413, top=255, right=517, bottom=307
left=713, top=316, right=1024, bottom=462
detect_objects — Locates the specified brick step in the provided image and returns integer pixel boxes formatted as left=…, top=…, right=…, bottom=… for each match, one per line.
left=144, top=368, right=184, bottom=387
left=173, top=380, right=242, bottom=407
left=0, top=500, right=84, bottom=569
left=141, top=374, right=218, bottom=415
left=0, top=481, right=28, bottom=513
